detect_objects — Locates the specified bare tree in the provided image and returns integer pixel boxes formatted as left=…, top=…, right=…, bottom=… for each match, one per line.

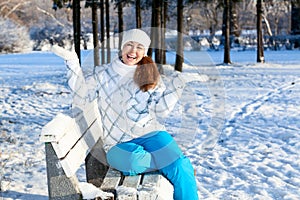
left=175, top=0, right=184, bottom=72
left=0, top=17, right=32, bottom=53
left=223, top=0, right=231, bottom=64
left=117, top=1, right=124, bottom=49
left=291, top=0, right=300, bottom=35
left=162, top=0, right=168, bottom=64
left=100, top=0, right=105, bottom=64
left=92, top=1, right=100, bottom=66
left=187, top=0, right=221, bottom=36
left=151, top=0, right=164, bottom=73
left=85, top=0, right=100, bottom=66
left=263, top=0, right=289, bottom=36
left=147, top=1, right=154, bottom=57
left=230, top=0, right=241, bottom=37
left=136, top=0, right=141, bottom=28
left=106, top=0, right=111, bottom=63
left=256, top=0, right=265, bottom=63
left=73, top=0, right=81, bottom=63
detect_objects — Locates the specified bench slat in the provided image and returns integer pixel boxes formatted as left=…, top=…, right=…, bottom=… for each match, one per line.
left=59, top=118, right=103, bottom=177
left=138, top=174, right=173, bottom=200
left=116, top=175, right=141, bottom=200
left=101, top=168, right=122, bottom=192
left=122, top=175, right=141, bottom=189
left=51, top=120, right=81, bottom=159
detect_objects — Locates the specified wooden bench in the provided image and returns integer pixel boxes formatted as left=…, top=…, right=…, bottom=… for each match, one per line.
left=40, top=100, right=173, bottom=200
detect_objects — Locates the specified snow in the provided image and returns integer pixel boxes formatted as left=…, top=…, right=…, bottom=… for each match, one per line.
left=0, top=49, right=300, bottom=199
left=78, top=182, right=113, bottom=199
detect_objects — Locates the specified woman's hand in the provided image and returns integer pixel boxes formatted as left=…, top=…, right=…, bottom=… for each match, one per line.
left=51, top=45, right=87, bottom=104
left=51, top=45, right=78, bottom=61
left=51, top=45, right=82, bottom=76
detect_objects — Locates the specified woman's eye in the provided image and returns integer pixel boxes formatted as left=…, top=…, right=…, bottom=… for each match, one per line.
left=125, top=43, right=144, bottom=51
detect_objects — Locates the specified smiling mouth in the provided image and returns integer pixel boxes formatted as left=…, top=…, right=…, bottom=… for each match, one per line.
left=127, top=55, right=137, bottom=59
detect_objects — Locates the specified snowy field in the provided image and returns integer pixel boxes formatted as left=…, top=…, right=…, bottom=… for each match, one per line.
left=0, top=49, right=300, bottom=200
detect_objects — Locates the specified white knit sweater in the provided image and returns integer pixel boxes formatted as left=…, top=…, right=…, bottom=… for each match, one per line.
left=66, top=58, right=186, bottom=151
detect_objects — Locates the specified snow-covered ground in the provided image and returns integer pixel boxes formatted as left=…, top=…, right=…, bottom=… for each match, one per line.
left=0, top=49, right=300, bottom=200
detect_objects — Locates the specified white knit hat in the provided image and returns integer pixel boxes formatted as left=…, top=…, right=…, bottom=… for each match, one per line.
left=121, top=29, right=151, bottom=55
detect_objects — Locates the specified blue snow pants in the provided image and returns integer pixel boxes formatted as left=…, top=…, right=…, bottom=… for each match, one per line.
left=106, top=131, right=198, bottom=200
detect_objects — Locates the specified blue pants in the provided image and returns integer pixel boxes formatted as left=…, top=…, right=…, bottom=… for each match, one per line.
left=107, top=131, right=198, bottom=200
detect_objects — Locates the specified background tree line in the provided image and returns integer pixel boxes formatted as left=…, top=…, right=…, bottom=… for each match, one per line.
left=0, top=0, right=300, bottom=68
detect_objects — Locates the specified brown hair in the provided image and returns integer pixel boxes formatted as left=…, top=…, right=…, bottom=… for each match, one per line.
left=134, top=56, right=160, bottom=92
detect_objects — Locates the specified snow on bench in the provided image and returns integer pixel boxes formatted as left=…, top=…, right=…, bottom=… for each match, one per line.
left=40, top=100, right=173, bottom=200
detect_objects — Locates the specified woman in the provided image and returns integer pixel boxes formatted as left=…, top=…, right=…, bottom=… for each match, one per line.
left=52, top=29, right=199, bottom=199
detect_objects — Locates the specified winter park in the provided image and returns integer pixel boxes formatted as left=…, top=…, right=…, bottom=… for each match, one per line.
left=1, top=1, right=300, bottom=200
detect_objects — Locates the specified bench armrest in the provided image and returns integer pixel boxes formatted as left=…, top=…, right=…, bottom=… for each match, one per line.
left=40, top=113, right=74, bottom=142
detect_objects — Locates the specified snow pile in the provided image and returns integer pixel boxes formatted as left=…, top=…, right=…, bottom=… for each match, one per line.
left=78, top=182, right=113, bottom=200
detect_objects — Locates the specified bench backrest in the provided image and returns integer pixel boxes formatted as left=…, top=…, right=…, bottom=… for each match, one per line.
left=41, top=100, right=103, bottom=177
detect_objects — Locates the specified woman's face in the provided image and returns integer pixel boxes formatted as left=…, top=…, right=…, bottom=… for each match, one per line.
left=121, top=41, right=145, bottom=66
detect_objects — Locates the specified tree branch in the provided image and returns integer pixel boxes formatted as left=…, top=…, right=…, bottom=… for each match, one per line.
left=35, top=6, right=65, bottom=27
left=4, top=1, right=29, bottom=18
left=262, top=14, right=273, bottom=36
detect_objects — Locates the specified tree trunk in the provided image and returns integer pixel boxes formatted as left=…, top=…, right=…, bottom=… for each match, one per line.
left=148, top=2, right=155, bottom=57
left=73, top=0, right=81, bottom=64
left=162, top=0, right=168, bottom=64
left=92, top=0, right=99, bottom=67
left=256, top=0, right=265, bottom=63
left=118, top=1, right=124, bottom=49
left=136, top=0, right=142, bottom=28
left=106, top=0, right=111, bottom=63
left=175, top=0, right=184, bottom=72
left=230, top=0, right=240, bottom=37
left=100, top=0, right=105, bottom=64
left=223, top=0, right=231, bottom=64
left=291, top=1, right=300, bottom=35
left=153, top=0, right=163, bottom=74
